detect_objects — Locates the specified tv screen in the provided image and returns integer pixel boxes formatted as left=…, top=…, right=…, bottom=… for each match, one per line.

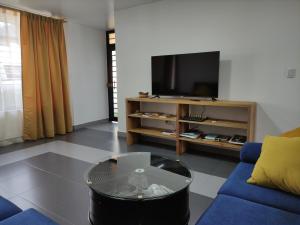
left=151, top=51, right=220, bottom=98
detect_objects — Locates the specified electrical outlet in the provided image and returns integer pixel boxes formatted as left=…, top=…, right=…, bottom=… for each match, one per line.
left=287, top=69, right=296, bottom=78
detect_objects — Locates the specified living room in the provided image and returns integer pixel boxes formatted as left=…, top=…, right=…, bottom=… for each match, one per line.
left=0, top=0, right=299, bottom=225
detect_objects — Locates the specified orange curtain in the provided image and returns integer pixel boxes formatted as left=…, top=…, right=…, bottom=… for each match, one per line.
left=20, top=12, right=73, bottom=140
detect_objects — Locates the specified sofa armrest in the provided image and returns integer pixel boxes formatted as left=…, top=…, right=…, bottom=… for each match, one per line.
left=0, top=197, right=22, bottom=222
left=240, top=142, right=262, bottom=163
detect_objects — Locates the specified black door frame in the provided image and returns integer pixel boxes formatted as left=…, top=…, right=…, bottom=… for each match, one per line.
left=106, top=30, right=117, bottom=122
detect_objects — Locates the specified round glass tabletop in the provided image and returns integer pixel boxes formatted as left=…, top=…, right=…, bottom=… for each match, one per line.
left=86, top=152, right=192, bottom=200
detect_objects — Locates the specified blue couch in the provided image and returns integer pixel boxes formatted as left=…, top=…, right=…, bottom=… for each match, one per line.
left=195, top=143, right=300, bottom=225
left=0, top=197, right=58, bottom=225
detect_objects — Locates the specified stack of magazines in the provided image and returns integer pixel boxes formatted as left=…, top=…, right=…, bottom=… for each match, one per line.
left=161, top=130, right=176, bottom=135
left=229, top=135, right=247, bottom=145
left=204, top=134, right=219, bottom=140
left=180, top=130, right=202, bottom=139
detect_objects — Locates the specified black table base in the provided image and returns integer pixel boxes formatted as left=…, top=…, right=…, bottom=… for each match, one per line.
left=88, top=187, right=190, bottom=225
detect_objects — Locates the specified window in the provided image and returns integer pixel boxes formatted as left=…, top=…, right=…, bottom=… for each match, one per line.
left=0, top=8, right=22, bottom=112
left=0, top=8, right=23, bottom=142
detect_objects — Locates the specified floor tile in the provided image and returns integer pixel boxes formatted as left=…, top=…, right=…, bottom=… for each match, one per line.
left=212, top=160, right=237, bottom=178
left=88, top=122, right=118, bottom=133
left=0, top=185, right=16, bottom=199
left=0, top=161, right=33, bottom=181
left=189, top=192, right=213, bottom=225
left=0, top=166, right=59, bottom=195
left=20, top=174, right=90, bottom=225
left=0, top=139, right=54, bottom=156
left=0, top=146, right=48, bottom=167
left=45, top=140, right=113, bottom=163
left=190, top=171, right=226, bottom=198
left=9, top=196, right=73, bottom=225
left=57, top=128, right=121, bottom=152
left=0, top=140, right=113, bottom=169
left=25, top=152, right=93, bottom=185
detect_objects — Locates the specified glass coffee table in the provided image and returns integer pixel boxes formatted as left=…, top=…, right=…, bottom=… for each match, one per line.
left=85, top=152, right=192, bottom=225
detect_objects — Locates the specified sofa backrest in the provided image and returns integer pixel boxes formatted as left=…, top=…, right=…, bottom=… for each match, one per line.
left=240, top=143, right=262, bottom=164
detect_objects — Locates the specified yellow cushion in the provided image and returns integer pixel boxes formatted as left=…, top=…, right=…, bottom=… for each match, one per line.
left=280, top=127, right=300, bottom=137
left=247, top=135, right=300, bottom=196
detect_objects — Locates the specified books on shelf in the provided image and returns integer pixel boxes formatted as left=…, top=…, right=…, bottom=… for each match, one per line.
left=180, top=132, right=247, bottom=146
left=180, top=130, right=202, bottom=139
left=215, top=135, right=231, bottom=142
left=161, top=130, right=176, bottom=135
left=229, top=135, right=247, bottom=145
left=204, top=133, right=219, bottom=141
left=132, top=112, right=175, bottom=119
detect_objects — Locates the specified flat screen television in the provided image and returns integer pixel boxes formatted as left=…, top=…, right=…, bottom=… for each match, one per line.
left=151, top=51, right=220, bottom=98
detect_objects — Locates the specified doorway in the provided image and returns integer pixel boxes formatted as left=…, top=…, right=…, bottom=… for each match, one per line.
left=106, top=30, right=118, bottom=122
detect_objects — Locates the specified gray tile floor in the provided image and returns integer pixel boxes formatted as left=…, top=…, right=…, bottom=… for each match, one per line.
left=0, top=122, right=238, bottom=225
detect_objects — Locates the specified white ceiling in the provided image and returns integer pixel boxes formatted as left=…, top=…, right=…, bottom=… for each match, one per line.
left=0, top=0, right=161, bottom=30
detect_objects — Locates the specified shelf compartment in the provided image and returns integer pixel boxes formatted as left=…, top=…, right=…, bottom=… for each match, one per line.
left=128, top=114, right=176, bottom=122
left=128, top=127, right=176, bottom=140
left=179, top=137, right=242, bottom=151
left=179, top=119, right=248, bottom=129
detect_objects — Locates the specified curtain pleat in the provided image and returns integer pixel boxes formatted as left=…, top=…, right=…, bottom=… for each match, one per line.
left=20, top=12, right=72, bottom=140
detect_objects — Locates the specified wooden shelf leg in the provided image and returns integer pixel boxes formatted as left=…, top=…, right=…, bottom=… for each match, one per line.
left=176, top=140, right=187, bottom=155
left=127, top=133, right=138, bottom=145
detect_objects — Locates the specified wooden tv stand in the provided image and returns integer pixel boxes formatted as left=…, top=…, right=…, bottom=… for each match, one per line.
left=126, top=97, right=256, bottom=155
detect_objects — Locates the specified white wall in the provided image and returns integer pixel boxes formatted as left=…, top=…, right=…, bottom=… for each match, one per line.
left=64, top=21, right=108, bottom=126
left=115, top=0, right=300, bottom=141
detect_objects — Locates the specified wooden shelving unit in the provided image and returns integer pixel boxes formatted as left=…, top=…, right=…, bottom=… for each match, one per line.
left=126, top=97, right=256, bottom=155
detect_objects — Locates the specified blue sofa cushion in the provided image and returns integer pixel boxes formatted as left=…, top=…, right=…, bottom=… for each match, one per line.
left=196, top=194, right=300, bottom=225
left=0, top=209, right=58, bottom=225
left=218, top=162, right=300, bottom=214
left=0, top=197, right=22, bottom=221
left=240, top=142, right=262, bottom=163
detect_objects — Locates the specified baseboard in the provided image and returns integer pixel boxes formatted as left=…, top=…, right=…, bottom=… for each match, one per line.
left=73, top=119, right=109, bottom=131
left=118, top=131, right=126, bottom=138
